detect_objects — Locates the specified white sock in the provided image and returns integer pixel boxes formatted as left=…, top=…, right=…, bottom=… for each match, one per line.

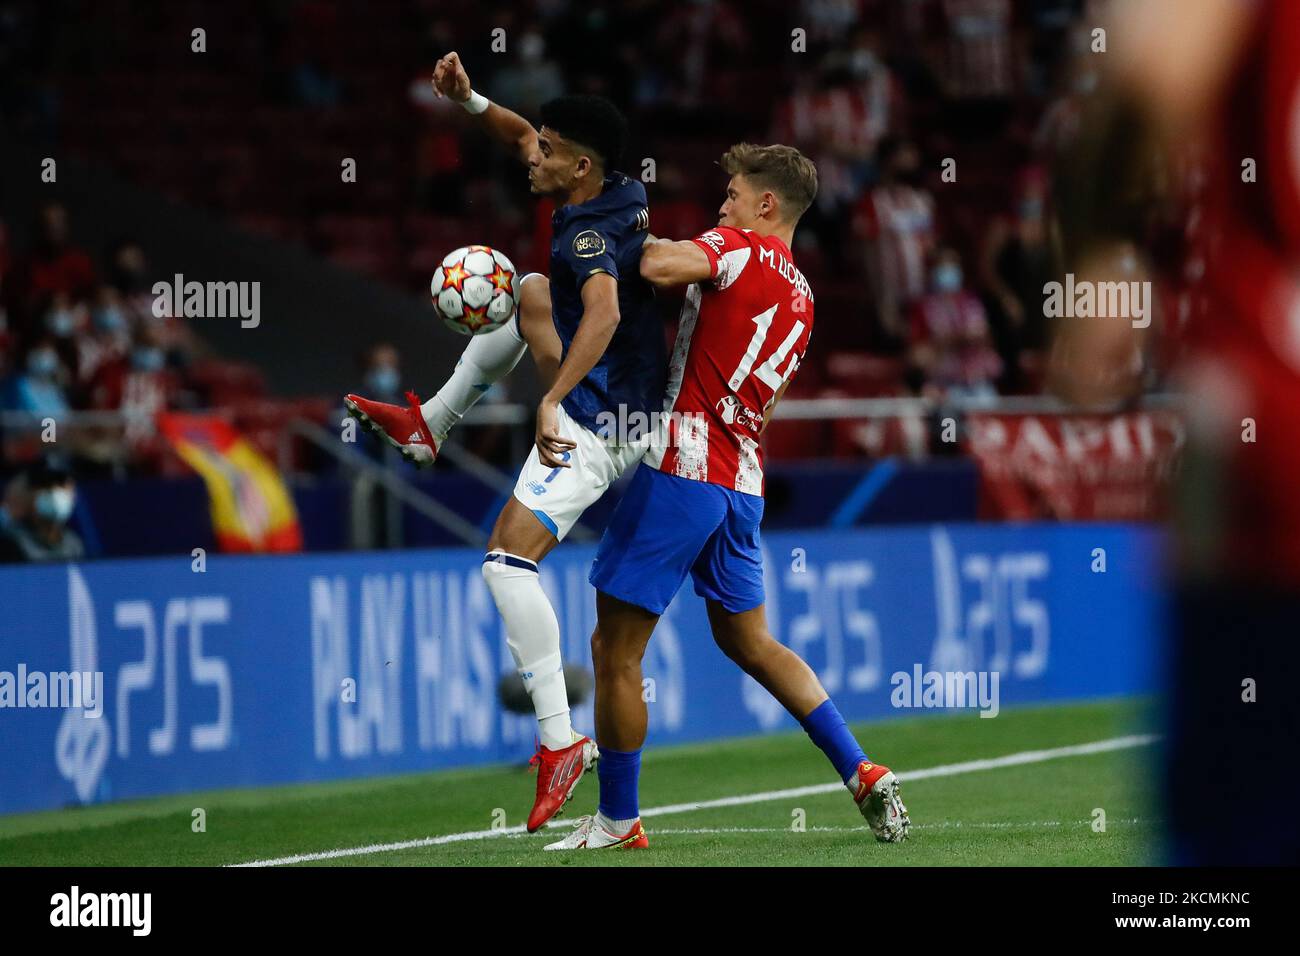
left=422, top=319, right=526, bottom=441
left=596, top=810, right=637, bottom=835
left=481, top=551, right=573, bottom=750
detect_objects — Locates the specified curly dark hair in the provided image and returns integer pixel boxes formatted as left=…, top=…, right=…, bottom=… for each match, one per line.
left=539, top=95, right=628, bottom=171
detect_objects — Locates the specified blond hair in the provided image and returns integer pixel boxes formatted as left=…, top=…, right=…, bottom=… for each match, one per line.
left=720, top=143, right=818, bottom=222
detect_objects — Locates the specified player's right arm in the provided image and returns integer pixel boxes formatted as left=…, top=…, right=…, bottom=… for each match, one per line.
left=432, top=51, right=538, bottom=165
left=639, top=238, right=713, bottom=288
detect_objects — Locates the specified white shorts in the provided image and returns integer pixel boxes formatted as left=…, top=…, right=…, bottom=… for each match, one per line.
left=512, top=402, right=648, bottom=541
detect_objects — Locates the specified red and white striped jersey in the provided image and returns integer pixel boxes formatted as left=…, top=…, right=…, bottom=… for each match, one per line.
left=645, top=227, right=814, bottom=497
left=855, top=184, right=935, bottom=304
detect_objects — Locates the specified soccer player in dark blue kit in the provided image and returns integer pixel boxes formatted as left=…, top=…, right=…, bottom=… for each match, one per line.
left=345, top=52, right=665, bottom=833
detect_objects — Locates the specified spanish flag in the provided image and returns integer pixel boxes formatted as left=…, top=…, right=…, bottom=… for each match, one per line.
left=157, top=412, right=302, bottom=552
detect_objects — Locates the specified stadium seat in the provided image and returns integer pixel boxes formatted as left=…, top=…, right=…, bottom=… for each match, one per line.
left=825, top=352, right=907, bottom=397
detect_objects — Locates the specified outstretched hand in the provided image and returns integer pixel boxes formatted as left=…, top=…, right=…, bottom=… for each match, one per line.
left=432, top=51, right=471, bottom=102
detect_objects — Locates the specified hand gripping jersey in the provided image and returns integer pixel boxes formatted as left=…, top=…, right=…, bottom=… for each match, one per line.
left=644, top=226, right=814, bottom=496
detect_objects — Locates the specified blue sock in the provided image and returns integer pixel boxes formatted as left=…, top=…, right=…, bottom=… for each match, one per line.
left=596, top=746, right=641, bottom=822
left=800, top=699, right=868, bottom=783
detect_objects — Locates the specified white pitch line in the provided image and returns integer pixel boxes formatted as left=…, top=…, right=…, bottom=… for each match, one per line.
left=619, top=818, right=1155, bottom=836
left=230, top=733, right=1159, bottom=867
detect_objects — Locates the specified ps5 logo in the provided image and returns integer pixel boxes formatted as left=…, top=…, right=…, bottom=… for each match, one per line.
left=53, top=568, right=235, bottom=805
left=56, top=569, right=111, bottom=803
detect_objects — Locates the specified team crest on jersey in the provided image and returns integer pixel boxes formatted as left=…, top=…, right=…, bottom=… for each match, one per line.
left=716, top=394, right=761, bottom=434
left=572, top=230, right=606, bottom=258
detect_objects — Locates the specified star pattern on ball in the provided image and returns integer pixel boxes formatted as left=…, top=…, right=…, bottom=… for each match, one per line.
left=461, top=302, right=491, bottom=331
left=489, top=265, right=514, bottom=292
left=441, top=262, right=469, bottom=292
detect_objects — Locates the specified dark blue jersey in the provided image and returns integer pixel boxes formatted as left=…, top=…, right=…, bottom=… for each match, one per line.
left=549, top=172, right=665, bottom=436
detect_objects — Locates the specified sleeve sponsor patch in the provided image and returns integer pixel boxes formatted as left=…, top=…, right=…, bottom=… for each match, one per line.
left=696, top=230, right=725, bottom=255
left=572, top=229, right=607, bottom=258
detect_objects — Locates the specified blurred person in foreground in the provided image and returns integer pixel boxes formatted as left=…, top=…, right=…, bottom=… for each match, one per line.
left=1052, top=0, right=1299, bottom=864
left=0, top=462, right=84, bottom=563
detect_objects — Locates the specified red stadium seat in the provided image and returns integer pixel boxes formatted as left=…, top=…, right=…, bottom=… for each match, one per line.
left=825, top=352, right=907, bottom=397
left=188, top=360, right=268, bottom=407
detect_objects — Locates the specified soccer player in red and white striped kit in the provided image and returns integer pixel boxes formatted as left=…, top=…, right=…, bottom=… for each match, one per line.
left=545, top=144, right=911, bottom=850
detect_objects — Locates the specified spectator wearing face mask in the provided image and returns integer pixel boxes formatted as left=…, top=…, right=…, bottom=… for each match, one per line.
left=40, top=290, right=88, bottom=375
left=77, top=286, right=133, bottom=389
left=89, top=325, right=176, bottom=453
left=0, top=463, right=85, bottom=563
left=978, top=167, right=1060, bottom=391
left=352, top=342, right=409, bottom=546
left=360, top=343, right=402, bottom=402
left=1, top=338, right=71, bottom=415
left=107, top=239, right=207, bottom=370
left=907, top=248, right=1003, bottom=400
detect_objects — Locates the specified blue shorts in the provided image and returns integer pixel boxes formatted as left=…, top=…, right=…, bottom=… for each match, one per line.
left=589, top=465, right=765, bottom=616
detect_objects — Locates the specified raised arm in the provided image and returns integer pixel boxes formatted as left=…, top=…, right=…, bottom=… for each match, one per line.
left=433, top=51, right=538, bottom=165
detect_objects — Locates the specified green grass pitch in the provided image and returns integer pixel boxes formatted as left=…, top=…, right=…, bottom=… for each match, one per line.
left=0, top=698, right=1161, bottom=866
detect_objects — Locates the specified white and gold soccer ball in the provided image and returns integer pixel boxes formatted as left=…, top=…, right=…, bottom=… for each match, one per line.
left=431, top=245, right=520, bottom=335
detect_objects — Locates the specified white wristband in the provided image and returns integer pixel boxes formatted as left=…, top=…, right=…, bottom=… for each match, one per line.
left=462, top=90, right=489, bottom=114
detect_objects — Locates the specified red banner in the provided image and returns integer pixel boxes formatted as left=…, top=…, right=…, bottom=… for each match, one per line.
left=965, top=410, right=1184, bottom=520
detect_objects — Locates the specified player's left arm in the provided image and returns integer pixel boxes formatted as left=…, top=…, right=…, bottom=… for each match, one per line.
left=760, top=321, right=811, bottom=433
left=759, top=378, right=793, bottom=435
left=640, top=238, right=713, bottom=288
left=535, top=272, right=621, bottom=468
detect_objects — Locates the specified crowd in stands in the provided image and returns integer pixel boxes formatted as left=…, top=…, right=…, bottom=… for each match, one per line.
left=1, top=0, right=1163, bottom=485
left=1, top=203, right=176, bottom=464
